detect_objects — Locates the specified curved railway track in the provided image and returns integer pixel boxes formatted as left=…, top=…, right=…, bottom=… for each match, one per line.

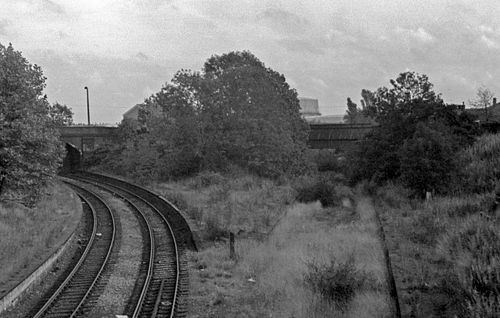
left=31, top=183, right=117, bottom=318
left=76, top=171, right=197, bottom=252
left=67, top=173, right=192, bottom=317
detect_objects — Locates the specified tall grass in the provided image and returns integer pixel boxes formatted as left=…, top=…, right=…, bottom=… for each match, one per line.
left=376, top=180, right=500, bottom=317
left=233, top=199, right=390, bottom=317
left=156, top=171, right=295, bottom=241
left=437, top=216, right=500, bottom=317
left=458, top=133, right=500, bottom=193
left=0, top=182, right=82, bottom=289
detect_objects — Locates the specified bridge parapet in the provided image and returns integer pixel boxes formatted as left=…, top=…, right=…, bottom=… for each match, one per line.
left=59, top=126, right=117, bottom=156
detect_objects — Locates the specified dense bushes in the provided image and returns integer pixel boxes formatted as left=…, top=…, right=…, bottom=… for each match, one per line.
left=108, top=51, right=309, bottom=181
left=348, top=71, right=478, bottom=195
left=294, top=174, right=351, bottom=207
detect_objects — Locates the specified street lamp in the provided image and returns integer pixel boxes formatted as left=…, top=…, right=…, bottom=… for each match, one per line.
left=84, top=86, right=90, bottom=125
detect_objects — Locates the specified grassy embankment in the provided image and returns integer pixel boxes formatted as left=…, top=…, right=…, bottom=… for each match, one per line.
left=0, top=182, right=82, bottom=295
left=375, top=183, right=500, bottom=317
left=152, top=171, right=392, bottom=317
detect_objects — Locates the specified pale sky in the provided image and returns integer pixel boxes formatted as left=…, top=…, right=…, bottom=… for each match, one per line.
left=1, top=0, right=500, bottom=124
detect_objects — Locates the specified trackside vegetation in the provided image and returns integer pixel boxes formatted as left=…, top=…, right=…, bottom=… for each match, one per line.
left=345, top=73, right=500, bottom=317
left=85, top=55, right=499, bottom=317
left=0, top=43, right=72, bottom=204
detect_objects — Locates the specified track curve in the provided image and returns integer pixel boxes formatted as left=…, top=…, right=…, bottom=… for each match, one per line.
left=67, top=172, right=192, bottom=317
left=31, top=182, right=117, bottom=318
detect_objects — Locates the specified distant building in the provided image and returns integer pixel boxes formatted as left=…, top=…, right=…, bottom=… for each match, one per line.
left=123, top=104, right=142, bottom=121
left=299, top=98, right=321, bottom=117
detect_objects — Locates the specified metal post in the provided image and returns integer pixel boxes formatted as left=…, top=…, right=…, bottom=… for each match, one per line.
left=229, top=232, right=235, bottom=260
left=84, top=86, right=90, bottom=125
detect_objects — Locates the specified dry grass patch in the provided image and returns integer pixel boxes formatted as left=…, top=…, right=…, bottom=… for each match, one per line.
left=376, top=184, right=500, bottom=317
left=179, top=178, right=390, bottom=317
left=0, top=181, right=82, bottom=295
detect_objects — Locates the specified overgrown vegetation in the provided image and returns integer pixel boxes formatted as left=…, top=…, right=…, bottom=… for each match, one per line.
left=93, top=51, right=310, bottom=181
left=173, top=172, right=390, bottom=317
left=342, top=72, right=499, bottom=317
left=456, top=133, right=500, bottom=193
left=347, top=71, right=478, bottom=196
left=304, top=256, right=372, bottom=310
left=0, top=182, right=81, bottom=290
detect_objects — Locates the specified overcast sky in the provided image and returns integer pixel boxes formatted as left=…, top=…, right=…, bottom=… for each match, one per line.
left=1, top=0, right=499, bottom=124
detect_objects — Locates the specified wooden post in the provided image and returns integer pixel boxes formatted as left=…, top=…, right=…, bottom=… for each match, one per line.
left=229, top=232, right=235, bottom=260
left=425, top=191, right=432, bottom=201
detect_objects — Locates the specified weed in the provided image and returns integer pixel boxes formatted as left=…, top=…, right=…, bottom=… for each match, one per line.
left=436, top=215, right=500, bottom=317
left=304, top=256, right=370, bottom=310
left=295, top=176, right=340, bottom=207
left=204, top=215, right=229, bottom=241
left=429, top=194, right=495, bottom=217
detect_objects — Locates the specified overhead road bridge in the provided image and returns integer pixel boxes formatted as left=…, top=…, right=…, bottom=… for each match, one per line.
left=58, top=123, right=376, bottom=171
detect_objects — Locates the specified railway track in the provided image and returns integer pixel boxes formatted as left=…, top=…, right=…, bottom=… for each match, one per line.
left=76, top=171, right=197, bottom=252
left=67, top=172, right=192, bottom=317
left=30, top=183, right=117, bottom=318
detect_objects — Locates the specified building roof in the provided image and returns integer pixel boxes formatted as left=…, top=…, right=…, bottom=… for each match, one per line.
left=123, top=104, right=142, bottom=119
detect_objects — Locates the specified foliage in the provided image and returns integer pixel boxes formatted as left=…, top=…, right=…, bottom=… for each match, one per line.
left=294, top=174, right=350, bottom=207
left=343, top=97, right=360, bottom=124
left=437, top=216, right=500, bottom=317
left=469, top=86, right=494, bottom=110
left=0, top=43, right=63, bottom=203
left=309, top=149, right=344, bottom=172
left=117, top=51, right=309, bottom=180
left=48, top=102, right=73, bottom=126
left=457, top=133, right=500, bottom=193
left=349, top=71, right=478, bottom=193
left=304, top=256, right=370, bottom=309
left=399, top=122, right=456, bottom=195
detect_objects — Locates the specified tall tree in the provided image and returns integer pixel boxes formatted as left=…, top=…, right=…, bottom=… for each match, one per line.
left=350, top=71, right=477, bottom=193
left=121, top=51, right=310, bottom=179
left=0, top=43, right=62, bottom=202
left=344, top=97, right=360, bottom=124
left=469, top=86, right=494, bottom=122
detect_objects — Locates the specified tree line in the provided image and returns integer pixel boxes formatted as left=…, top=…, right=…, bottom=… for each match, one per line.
left=0, top=43, right=72, bottom=204
left=99, top=51, right=310, bottom=181
left=2, top=40, right=494, bottom=202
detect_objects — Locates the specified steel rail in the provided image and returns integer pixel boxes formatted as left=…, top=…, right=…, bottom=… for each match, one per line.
left=67, top=177, right=156, bottom=318
left=32, top=182, right=116, bottom=318
left=70, top=174, right=182, bottom=318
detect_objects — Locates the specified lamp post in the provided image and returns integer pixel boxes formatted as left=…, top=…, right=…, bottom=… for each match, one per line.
left=84, top=86, right=90, bottom=125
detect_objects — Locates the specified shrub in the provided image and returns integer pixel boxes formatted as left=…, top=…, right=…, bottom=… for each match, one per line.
left=457, top=133, right=500, bottom=194
left=295, top=177, right=337, bottom=207
left=304, top=256, right=370, bottom=309
left=399, top=122, right=456, bottom=195
left=428, top=194, right=495, bottom=217
left=310, top=149, right=344, bottom=172
left=204, top=215, right=228, bottom=241
left=189, top=171, right=226, bottom=189
left=375, top=182, right=412, bottom=209
left=437, top=216, right=500, bottom=317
